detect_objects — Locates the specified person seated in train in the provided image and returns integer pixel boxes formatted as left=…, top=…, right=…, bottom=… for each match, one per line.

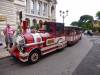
left=30, top=26, right=38, bottom=33
left=39, top=21, right=46, bottom=33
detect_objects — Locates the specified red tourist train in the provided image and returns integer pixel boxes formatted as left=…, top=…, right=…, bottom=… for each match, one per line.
left=9, top=21, right=82, bottom=63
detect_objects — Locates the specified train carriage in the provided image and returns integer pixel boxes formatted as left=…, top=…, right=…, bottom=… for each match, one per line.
left=64, top=26, right=82, bottom=46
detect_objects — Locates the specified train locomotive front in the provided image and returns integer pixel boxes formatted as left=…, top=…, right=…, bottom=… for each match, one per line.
left=10, top=32, right=44, bottom=63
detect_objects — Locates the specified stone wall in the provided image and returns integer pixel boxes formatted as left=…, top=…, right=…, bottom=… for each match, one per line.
left=0, top=0, right=16, bottom=29
left=0, top=0, right=26, bottom=30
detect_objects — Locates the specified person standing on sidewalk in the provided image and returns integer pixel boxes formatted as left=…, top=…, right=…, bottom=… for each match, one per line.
left=0, top=32, right=3, bottom=46
left=3, top=24, right=15, bottom=49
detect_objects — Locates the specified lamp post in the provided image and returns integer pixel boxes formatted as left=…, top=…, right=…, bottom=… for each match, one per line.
left=59, top=10, right=68, bottom=24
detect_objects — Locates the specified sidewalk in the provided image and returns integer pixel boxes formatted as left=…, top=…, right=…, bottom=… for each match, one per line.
left=0, top=46, right=10, bottom=59
left=0, top=33, right=10, bottom=59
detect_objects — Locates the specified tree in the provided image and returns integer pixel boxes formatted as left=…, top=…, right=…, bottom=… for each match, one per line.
left=70, top=21, right=79, bottom=26
left=79, top=15, right=93, bottom=23
left=96, top=11, right=100, bottom=20
left=78, top=15, right=94, bottom=30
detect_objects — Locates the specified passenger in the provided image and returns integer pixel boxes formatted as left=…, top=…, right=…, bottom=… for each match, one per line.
left=30, top=26, right=38, bottom=33
left=39, top=20, right=43, bottom=29
left=39, top=21, right=48, bottom=32
left=24, top=18, right=31, bottom=33
left=32, top=19, right=39, bottom=31
left=39, top=22, right=46, bottom=33
left=26, top=25, right=31, bottom=33
left=39, top=21, right=50, bottom=37
left=21, top=20, right=31, bottom=34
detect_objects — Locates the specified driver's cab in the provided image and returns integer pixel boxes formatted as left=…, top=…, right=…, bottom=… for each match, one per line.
left=42, top=22, right=64, bottom=38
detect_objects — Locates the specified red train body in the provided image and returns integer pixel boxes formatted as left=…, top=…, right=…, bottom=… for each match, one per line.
left=9, top=22, right=82, bottom=63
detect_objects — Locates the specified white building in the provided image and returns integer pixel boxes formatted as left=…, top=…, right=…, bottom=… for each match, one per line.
left=0, top=0, right=57, bottom=29
left=25, top=0, right=57, bottom=26
left=0, top=0, right=26, bottom=29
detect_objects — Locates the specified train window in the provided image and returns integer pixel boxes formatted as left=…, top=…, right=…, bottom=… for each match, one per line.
left=56, top=23, right=64, bottom=36
left=45, top=22, right=56, bottom=36
left=45, top=24, right=52, bottom=32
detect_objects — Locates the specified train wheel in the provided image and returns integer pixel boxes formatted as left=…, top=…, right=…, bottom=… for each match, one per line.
left=28, top=51, right=40, bottom=64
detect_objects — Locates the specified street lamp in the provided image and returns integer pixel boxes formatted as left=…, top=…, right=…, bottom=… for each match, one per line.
left=59, top=10, right=68, bottom=24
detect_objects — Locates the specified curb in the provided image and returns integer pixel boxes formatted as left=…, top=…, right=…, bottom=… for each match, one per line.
left=0, top=55, right=11, bottom=60
left=0, top=34, right=12, bottom=60
left=0, top=46, right=11, bottom=60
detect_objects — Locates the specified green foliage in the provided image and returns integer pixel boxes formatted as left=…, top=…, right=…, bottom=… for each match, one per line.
left=31, top=23, right=39, bottom=30
left=77, top=14, right=93, bottom=30
left=70, top=21, right=79, bottom=26
left=79, top=15, right=93, bottom=23
left=80, top=23, right=92, bottom=30
left=70, top=11, right=100, bottom=32
left=96, top=11, right=100, bottom=20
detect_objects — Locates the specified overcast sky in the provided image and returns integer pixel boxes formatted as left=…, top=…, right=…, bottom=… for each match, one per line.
left=56, top=0, right=100, bottom=26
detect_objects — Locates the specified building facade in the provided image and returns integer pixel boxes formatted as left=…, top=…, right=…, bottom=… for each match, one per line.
left=0, top=0, right=57, bottom=29
left=93, top=20, right=100, bottom=28
left=25, top=0, right=57, bottom=27
left=0, top=0, right=26, bottom=29
left=93, top=20, right=100, bottom=32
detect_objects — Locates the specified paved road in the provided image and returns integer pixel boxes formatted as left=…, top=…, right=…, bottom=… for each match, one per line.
left=0, top=36, right=93, bottom=75
left=72, top=35, right=100, bottom=75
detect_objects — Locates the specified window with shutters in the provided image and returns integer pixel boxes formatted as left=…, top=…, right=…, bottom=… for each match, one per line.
left=30, top=0, right=35, bottom=14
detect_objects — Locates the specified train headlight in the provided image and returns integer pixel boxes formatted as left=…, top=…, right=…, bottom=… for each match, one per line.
left=15, top=35, right=25, bottom=51
left=16, top=35, right=25, bottom=45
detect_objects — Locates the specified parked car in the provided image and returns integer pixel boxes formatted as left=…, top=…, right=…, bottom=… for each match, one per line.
left=87, top=30, right=93, bottom=36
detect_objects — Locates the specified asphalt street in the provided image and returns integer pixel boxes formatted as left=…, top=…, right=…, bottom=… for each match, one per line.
left=0, top=35, right=93, bottom=75
left=72, top=36, right=100, bottom=75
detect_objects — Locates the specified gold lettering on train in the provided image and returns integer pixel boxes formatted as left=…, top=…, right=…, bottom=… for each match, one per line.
left=46, top=39, right=55, bottom=45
